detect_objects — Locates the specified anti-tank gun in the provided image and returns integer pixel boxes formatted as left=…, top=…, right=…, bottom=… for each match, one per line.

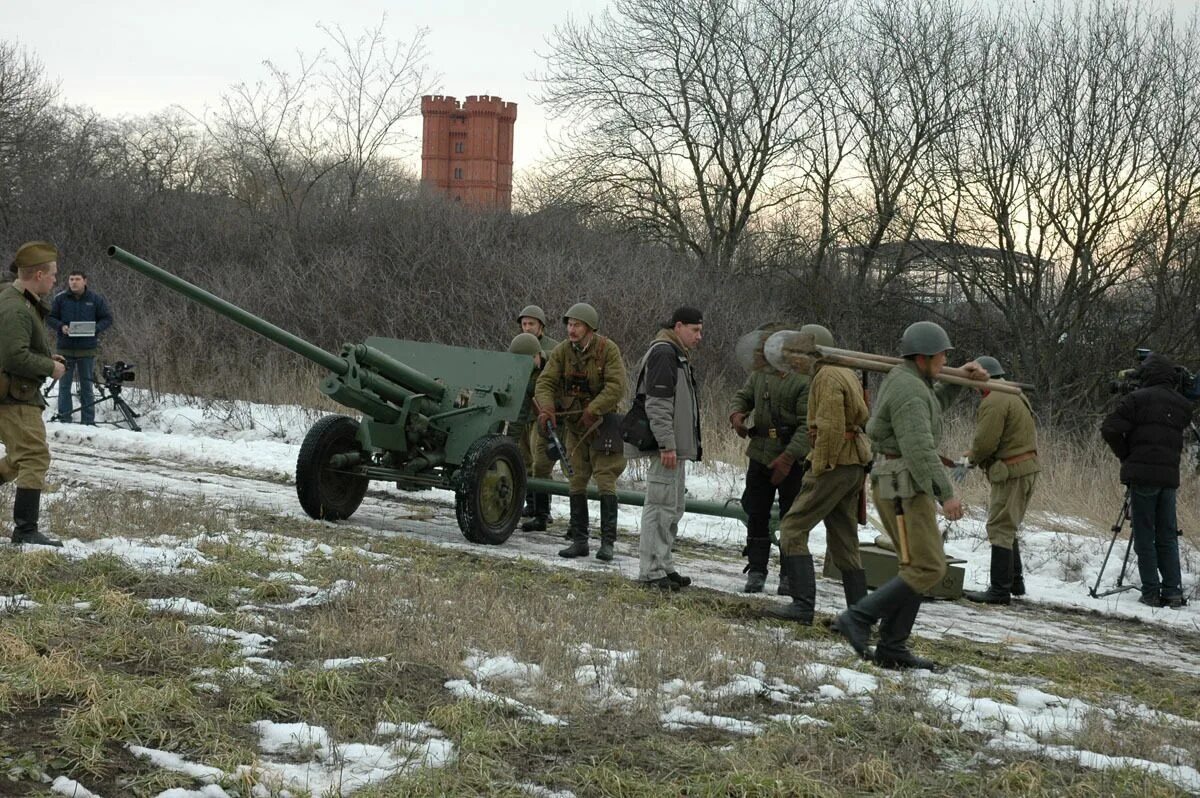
left=107, top=246, right=534, bottom=544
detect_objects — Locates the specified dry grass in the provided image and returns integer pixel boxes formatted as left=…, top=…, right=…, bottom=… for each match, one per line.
left=1, top=487, right=1199, bottom=796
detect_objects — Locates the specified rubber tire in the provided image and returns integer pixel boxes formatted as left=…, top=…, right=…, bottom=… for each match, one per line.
left=296, top=415, right=370, bottom=521
left=455, top=434, right=526, bottom=545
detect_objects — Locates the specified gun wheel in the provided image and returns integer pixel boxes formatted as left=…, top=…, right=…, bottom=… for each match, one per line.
left=455, top=434, right=525, bottom=545
left=297, top=415, right=370, bottom=521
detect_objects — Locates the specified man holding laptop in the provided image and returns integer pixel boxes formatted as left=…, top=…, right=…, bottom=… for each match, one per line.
left=47, top=270, right=113, bottom=425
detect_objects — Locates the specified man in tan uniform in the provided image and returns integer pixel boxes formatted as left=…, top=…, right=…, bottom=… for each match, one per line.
left=962, top=356, right=1039, bottom=604
left=1, top=241, right=67, bottom=547
left=769, top=324, right=872, bottom=623
left=535, top=303, right=627, bottom=560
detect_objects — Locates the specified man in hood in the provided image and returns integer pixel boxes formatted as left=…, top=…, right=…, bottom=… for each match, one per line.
left=1101, top=352, right=1193, bottom=608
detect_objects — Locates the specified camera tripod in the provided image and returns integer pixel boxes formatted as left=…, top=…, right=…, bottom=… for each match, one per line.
left=1089, top=487, right=1136, bottom=598
left=45, top=378, right=141, bottom=432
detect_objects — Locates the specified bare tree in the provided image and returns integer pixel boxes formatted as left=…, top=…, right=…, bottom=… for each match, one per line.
left=318, top=18, right=436, bottom=214
left=0, top=41, right=57, bottom=227
left=538, top=0, right=834, bottom=271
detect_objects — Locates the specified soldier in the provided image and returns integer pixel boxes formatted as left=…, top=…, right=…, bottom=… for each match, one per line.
left=769, top=324, right=872, bottom=623
left=516, top=305, right=560, bottom=530
left=508, top=331, right=545, bottom=475
left=728, top=325, right=812, bottom=593
left=1, top=242, right=67, bottom=547
left=517, top=305, right=559, bottom=356
left=832, top=322, right=987, bottom=670
left=535, top=303, right=628, bottom=560
left=962, top=356, right=1039, bottom=605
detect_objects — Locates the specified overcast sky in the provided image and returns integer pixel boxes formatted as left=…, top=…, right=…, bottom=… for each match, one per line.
left=6, top=0, right=1200, bottom=178
left=4, top=0, right=609, bottom=174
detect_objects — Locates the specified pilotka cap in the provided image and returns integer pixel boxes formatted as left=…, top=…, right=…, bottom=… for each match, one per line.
left=12, top=241, right=59, bottom=271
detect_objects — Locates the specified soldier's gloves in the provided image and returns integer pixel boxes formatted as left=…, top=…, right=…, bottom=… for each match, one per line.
left=538, top=409, right=556, bottom=434
left=768, top=453, right=795, bottom=486
left=580, top=409, right=598, bottom=429
left=951, top=456, right=970, bottom=484
left=729, top=412, right=749, bottom=438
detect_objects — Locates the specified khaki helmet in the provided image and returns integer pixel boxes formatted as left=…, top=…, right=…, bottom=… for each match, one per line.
left=798, top=323, right=836, bottom=348
left=974, top=355, right=1005, bottom=378
left=562, top=302, right=600, bottom=330
left=508, top=333, right=543, bottom=356
left=516, top=305, right=548, bottom=327
left=899, top=321, right=953, bottom=357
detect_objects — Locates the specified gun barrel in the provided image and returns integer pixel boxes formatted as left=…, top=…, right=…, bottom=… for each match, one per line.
left=108, top=246, right=347, bottom=376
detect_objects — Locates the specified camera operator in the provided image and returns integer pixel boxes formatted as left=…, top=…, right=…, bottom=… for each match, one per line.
left=1100, top=352, right=1191, bottom=608
left=47, top=269, right=112, bottom=425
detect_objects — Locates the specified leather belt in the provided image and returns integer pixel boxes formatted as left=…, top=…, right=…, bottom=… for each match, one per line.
left=883, top=453, right=902, bottom=460
left=1003, top=450, right=1037, bottom=466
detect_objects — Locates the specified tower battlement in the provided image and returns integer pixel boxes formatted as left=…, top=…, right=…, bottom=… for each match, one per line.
left=421, top=92, right=517, bottom=211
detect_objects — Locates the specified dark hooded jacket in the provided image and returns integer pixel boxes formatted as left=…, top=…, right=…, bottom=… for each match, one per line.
left=1100, top=354, right=1194, bottom=487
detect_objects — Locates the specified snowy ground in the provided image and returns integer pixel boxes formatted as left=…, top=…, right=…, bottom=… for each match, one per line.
left=5, top=388, right=1200, bottom=797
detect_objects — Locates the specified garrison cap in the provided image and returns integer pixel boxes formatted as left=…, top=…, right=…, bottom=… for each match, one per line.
left=12, top=241, right=58, bottom=271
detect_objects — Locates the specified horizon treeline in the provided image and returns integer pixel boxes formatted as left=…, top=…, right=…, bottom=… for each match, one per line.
left=3, top=0, right=1200, bottom=428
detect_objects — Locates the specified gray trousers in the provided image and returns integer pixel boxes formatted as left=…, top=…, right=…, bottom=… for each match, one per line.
left=638, top=458, right=688, bottom=580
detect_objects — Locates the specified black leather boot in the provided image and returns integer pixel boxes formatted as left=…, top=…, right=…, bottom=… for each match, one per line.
left=831, top=576, right=912, bottom=660
left=874, top=585, right=942, bottom=671
left=521, top=493, right=550, bottom=532
left=596, top=495, right=618, bottom=561
left=558, top=494, right=589, bottom=558
left=964, top=546, right=1013, bottom=605
left=776, top=569, right=791, bottom=596
left=766, top=555, right=815, bottom=624
left=841, top=568, right=868, bottom=608
left=1010, top=539, right=1026, bottom=597
left=521, top=490, right=536, bottom=519
left=742, top=537, right=771, bottom=593
left=11, top=488, right=62, bottom=548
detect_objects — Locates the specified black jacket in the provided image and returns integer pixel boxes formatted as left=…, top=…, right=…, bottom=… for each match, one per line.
left=1100, top=354, right=1194, bottom=488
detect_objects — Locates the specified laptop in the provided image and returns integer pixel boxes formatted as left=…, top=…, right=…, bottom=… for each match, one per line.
left=67, top=321, right=96, bottom=337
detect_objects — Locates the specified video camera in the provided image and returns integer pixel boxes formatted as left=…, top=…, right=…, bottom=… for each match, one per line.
left=101, top=361, right=136, bottom=391
left=1109, top=348, right=1200, bottom=400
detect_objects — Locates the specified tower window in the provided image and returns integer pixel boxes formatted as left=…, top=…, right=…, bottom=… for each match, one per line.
left=454, top=168, right=463, bottom=180
left=455, top=141, right=464, bottom=153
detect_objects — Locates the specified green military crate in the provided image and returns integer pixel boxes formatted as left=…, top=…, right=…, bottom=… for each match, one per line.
left=823, top=542, right=966, bottom=599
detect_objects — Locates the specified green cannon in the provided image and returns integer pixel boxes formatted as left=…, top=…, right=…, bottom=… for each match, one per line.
left=107, top=246, right=536, bottom=544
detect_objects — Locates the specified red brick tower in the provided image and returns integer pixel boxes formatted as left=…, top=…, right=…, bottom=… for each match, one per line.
left=421, top=94, right=517, bottom=210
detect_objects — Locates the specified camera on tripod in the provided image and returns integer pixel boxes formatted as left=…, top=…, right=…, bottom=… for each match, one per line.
left=1109, top=348, right=1200, bottom=400
left=101, top=361, right=135, bottom=391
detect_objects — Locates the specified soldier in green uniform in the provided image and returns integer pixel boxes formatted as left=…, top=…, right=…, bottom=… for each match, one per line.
left=0, top=241, right=67, bottom=547
left=769, top=324, right=872, bottom=624
left=508, top=331, right=545, bottom=472
left=535, top=303, right=628, bottom=560
left=516, top=306, right=561, bottom=531
left=728, top=325, right=812, bottom=593
left=962, top=356, right=1039, bottom=604
left=833, top=322, right=987, bottom=670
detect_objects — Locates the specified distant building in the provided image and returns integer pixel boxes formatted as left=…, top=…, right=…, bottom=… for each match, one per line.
left=420, top=94, right=517, bottom=210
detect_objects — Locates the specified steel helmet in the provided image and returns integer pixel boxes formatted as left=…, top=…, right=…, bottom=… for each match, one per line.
left=974, top=355, right=1005, bottom=378
left=799, top=323, right=836, bottom=348
left=899, top=321, right=953, bottom=357
left=516, top=305, right=548, bottom=327
left=562, top=302, right=600, bottom=330
left=508, top=333, right=543, bottom=356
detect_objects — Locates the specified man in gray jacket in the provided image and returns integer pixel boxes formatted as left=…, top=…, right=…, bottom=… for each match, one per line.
left=634, top=306, right=703, bottom=590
